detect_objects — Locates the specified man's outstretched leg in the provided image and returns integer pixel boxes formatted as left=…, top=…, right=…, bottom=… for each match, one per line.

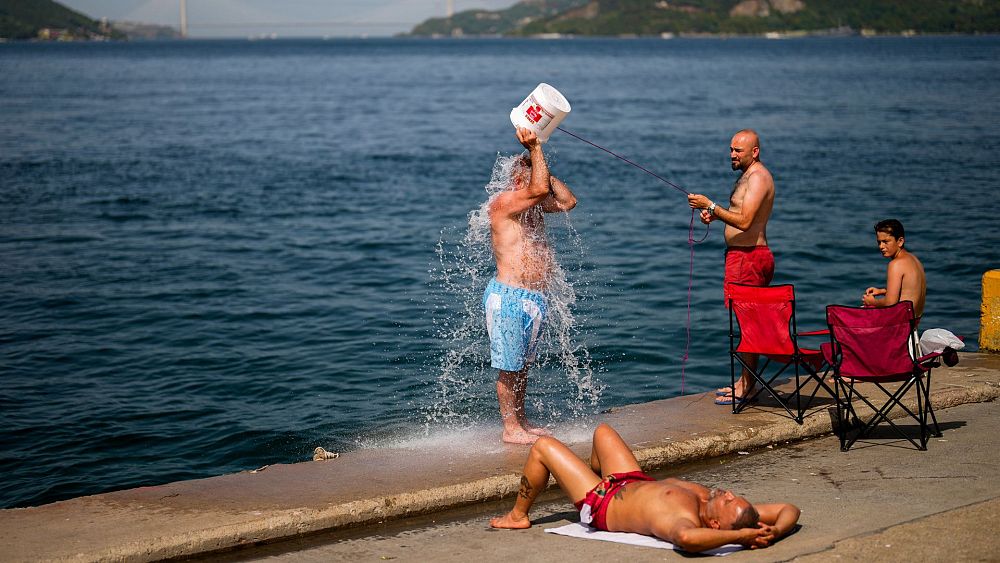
left=491, top=435, right=601, bottom=529
left=497, top=369, right=537, bottom=444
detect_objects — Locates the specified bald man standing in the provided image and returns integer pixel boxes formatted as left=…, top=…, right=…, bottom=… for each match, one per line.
left=688, top=129, right=775, bottom=405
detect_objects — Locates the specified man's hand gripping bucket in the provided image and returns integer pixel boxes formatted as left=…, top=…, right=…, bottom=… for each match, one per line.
left=510, top=83, right=571, bottom=143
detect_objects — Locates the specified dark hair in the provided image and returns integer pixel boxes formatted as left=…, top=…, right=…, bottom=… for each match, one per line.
left=732, top=504, right=760, bottom=530
left=874, top=219, right=905, bottom=239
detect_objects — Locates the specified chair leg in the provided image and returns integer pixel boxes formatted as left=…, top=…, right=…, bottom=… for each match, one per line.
left=834, top=378, right=847, bottom=451
left=922, top=374, right=942, bottom=437
left=836, top=378, right=863, bottom=451
left=794, top=363, right=803, bottom=424
left=729, top=353, right=737, bottom=415
left=790, top=362, right=834, bottom=423
left=850, top=381, right=927, bottom=451
left=739, top=358, right=800, bottom=421
left=928, top=403, right=942, bottom=437
left=916, top=378, right=928, bottom=451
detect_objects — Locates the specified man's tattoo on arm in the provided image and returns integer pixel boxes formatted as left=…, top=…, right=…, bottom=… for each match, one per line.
left=518, top=475, right=533, bottom=500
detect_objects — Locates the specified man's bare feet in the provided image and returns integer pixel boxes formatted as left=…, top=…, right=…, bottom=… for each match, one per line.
left=732, top=381, right=755, bottom=397
left=523, top=421, right=552, bottom=436
left=718, top=383, right=756, bottom=396
left=502, top=428, right=540, bottom=444
left=490, top=511, right=531, bottom=529
left=715, top=380, right=758, bottom=405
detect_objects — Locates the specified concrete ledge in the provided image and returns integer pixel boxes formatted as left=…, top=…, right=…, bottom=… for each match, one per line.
left=3, top=352, right=999, bottom=562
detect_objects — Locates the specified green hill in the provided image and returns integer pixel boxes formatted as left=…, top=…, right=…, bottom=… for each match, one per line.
left=408, top=0, right=589, bottom=36
left=409, top=0, right=1000, bottom=37
left=0, top=0, right=125, bottom=40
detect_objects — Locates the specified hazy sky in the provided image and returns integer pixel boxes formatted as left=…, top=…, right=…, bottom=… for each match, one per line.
left=59, top=0, right=521, bottom=37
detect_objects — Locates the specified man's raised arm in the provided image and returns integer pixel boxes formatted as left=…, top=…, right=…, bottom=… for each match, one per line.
left=541, top=176, right=577, bottom=213
left=657, top=520, right=776, bottom=552
left=491, top=128, right=552, bottom=217
left=754, top=503, right=800, bottom=542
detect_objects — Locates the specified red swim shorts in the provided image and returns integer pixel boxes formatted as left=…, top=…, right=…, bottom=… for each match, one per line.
left=725, top=245, right=774, bottom=287
left=573, top=471, right=656, bottom=531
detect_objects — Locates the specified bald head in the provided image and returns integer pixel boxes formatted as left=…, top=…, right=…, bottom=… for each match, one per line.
left=707, top=488, right=760, bottom=530
left=730, top=129, right=761, bottom=172
left=734, top=129, right=759, bottom=149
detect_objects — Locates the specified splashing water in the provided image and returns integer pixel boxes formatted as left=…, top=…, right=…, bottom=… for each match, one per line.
left=424, top=153, right=605, bottom=432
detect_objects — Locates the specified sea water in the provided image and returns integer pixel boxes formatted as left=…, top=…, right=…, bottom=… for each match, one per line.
left=2, top=36, right=998, bottom=508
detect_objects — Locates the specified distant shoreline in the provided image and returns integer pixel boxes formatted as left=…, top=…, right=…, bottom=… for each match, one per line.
left=4, top=31, right=999, bottom=43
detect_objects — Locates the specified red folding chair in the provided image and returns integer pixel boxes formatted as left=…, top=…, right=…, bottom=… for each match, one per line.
left=726, top=283, right=835, bottom=423
left=824, top=301, right=945, bottom=451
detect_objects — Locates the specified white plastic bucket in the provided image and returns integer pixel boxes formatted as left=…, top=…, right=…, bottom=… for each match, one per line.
left=509, top=83, right=571, bottom=143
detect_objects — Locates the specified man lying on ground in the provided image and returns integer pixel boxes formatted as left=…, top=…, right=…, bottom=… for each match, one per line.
left=491, top=423, right=800, bottom=552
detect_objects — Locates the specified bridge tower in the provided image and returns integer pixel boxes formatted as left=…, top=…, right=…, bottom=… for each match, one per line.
left=180, top=0, right=188, bottom=38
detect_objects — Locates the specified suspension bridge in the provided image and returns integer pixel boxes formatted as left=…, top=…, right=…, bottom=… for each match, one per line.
left=176, top=0, right=457, bottom=38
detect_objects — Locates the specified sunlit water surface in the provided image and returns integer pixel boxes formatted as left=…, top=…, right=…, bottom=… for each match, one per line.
left=1, top=36, right=998, bottom=508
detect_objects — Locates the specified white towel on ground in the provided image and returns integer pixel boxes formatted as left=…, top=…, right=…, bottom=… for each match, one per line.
left=544, top=522, right=743, bottom=556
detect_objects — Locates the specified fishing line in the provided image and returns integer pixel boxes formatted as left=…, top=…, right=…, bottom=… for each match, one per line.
left=556, top=126, right=710, bottom=394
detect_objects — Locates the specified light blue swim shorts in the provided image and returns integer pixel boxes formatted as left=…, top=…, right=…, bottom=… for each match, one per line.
left=483, top=278, right=548, bottom=371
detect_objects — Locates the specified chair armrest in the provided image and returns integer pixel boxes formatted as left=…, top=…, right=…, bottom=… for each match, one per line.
left=820, top=341, right=838, bottom=366
left=917, top=346, right=961, bottom=368
left=916, top=351, right=945, bottom=371
left=798, top=329, right=830, bottom=337
left=916, top=351, right=942, bottom=363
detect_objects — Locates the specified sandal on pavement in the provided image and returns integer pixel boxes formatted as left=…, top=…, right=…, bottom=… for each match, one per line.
left=715, top=394, right=760, bottom=406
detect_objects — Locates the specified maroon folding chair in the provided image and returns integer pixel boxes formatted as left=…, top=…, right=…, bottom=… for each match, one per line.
left=824, top=301, right=944, bottom=451
left=726, top=283, right=835, bottom=423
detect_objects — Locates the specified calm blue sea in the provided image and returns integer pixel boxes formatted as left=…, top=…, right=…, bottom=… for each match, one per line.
left=1, top=36, right=998, bottom=509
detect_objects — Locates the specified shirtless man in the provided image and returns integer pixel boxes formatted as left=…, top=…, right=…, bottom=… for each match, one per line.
left=687, top=129, right=775, bottom=404
left=862, top=219, right=926, bottom=318
left=491, top=423, right=800, bottom=553
left=484, top=127, right=577, bottom=444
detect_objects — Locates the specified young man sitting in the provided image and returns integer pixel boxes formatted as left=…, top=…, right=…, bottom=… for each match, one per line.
left=862, top=219, right=926, bottom=318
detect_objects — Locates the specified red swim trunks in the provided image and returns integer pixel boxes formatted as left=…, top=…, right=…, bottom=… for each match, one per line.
left=574, top=471, right=656, bottom=531
left=725, top=245, right=774, bottom=287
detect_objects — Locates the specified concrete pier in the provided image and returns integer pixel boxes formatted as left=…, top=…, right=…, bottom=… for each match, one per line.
left=2, top=353, right=999, bottom=562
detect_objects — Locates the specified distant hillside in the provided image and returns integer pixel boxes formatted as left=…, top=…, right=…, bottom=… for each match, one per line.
left=408, top=0, right=589, bottom=36
left=0, top=0, right=125, bottom=40
left=111, top=20, right=180, bottom=40
left=409, top=0, right=1000, bottom=37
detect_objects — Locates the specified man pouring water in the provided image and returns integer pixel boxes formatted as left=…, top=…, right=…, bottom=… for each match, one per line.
left=484, top=126, right=578, bottom=444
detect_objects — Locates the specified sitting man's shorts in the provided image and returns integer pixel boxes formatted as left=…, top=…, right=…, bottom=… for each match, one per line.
left=483, top=278, right=547, bottom=372
left=574, top=471, right=656, bottom=531
left=725, top=245, right=775, bottom=287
